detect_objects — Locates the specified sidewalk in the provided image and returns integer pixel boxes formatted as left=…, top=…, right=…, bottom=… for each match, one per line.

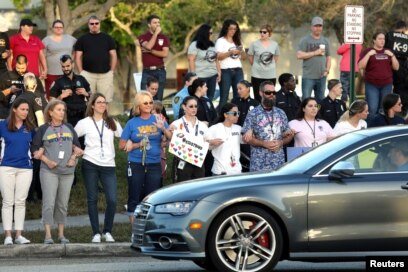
left=0, top=213, right=143, bottom=258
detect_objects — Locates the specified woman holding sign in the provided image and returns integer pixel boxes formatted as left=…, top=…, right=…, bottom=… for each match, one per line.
left=119, top=91, right=171, bottom=226
left=170, top=96, right=222, bottom=182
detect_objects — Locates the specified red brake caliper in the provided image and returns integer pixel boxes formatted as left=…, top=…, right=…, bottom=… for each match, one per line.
left=251, top=221, right=270, bottom=248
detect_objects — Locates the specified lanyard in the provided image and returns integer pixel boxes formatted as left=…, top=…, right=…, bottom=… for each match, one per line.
left=92, top=117, right=105, bottom=150
left=262, top=107, right=275, bottom=137
left=304, top=118, right=316, bottom=141
left=182, top=117, right=199, bottom=136
left=51, top=124, right=63, bottom=146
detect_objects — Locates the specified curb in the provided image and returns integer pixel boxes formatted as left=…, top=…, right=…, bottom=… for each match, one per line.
left=0, top=243, right=143, bottom=258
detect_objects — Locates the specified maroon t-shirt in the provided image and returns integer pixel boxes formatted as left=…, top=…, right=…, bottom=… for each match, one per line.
left=138, top=31, right=169, bottom=67
left=359, top=47, right=393, bottom=86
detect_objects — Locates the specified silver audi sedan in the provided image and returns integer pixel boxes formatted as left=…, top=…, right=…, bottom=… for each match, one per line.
left=132, top=126, right=408, bottom=272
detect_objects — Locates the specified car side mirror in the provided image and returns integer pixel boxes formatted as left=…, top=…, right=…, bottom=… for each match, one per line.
left=328, top=161, right=355, bottom=179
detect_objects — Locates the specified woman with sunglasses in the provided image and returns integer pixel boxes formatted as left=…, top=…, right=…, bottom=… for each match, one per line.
left=75, top=93, right=123, bottom=243
left=208, top=103, right=242, bottom=175
left=42, top=20, right=76, bottom=99
left=188, top=24, right=220, bottom=101
left=369, top=93, right=405, bottom=127
left=170, top=96, right=220, bottom=182
left=333, top=100, right=368, bottom=136
left=119, top=91, right=171, bottom=226
left=248, top=24, right=280, bottom=102
left=289, top=97, right=335, bottom=147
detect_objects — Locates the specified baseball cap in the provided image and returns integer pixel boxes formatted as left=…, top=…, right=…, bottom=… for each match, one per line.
left=311, top=16, right=323, bottom=26
left=20, top=18, right=37, bottom=27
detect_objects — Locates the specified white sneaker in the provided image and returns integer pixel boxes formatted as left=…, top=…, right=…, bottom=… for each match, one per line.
left=4, top=236, right=13, bottom=245
left=15, top=235, right=30, bottom=244
left=92, top=233, right=101, bottom=243
left=102, top=232, right=115, bottom=243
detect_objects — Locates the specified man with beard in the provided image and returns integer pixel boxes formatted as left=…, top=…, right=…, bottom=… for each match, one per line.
left=242, top=81, right=294, bottom=171
left=0, top=54, right=44, bottom=119
left=138, top=14, right=169, bottom=101
left=50, top=54, right=90, bottom=128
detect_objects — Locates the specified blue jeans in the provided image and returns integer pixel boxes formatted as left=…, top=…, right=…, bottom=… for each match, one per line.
left=365, top=81, right=393, bottom=118
left=141, top=69, right=166, bottom=101
left=127, top=162, right=161, bottom=213
left=340, top=71, right=350, bottom=101
left=301, top=77, right=327, bottom=101
left=200, top=74, right=218, bottom=101
left=219, top=68, right=243, bottom=109
left=82, top=159, right=117, bottom=235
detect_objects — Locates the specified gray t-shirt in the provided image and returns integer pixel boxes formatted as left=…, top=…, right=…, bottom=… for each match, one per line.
left=187, top=41, right=218, bottom=78
left=297, top=35, right=330, bottom=79
left=42, top=35, right=77, bottom=75
left=248, top=39, right=280, bottom=79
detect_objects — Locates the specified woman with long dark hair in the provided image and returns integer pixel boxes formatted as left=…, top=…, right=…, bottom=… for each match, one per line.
left=208, top=103, right=242, bottom=175
left=289, top=97, right=335, bottom=147
left=188, top=24, right=220, bottom=101
left=369, top=93, right=405, bottom=127
left=75, top=93, right=123, bottom=243
left=215, top=19, right=246, bottom=109
left=0, top=99, right=34, bottom=245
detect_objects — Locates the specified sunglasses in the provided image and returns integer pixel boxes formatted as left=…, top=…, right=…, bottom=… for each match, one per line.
left=89, top=22, right=100, bottom=26
left=53, top=26, right=64, bottom=29
left=226, top=111, right=240, bottom=116
left=187, top=104, right=198, bottom=108
left=259, top=31, right=268, bottom=34
left=142, top=101, right=153, bottom=105
left=96, top=101, right=108, bottom=105
left=263, top=90, right=277, bottom=95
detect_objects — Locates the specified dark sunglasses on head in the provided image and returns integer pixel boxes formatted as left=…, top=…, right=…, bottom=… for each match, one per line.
left=263, top=90, right=277, bottom=95
left=225, top=111, right=240, bottom=116
left=89, top=22, right=100, bottom=25
left=259, top=31, right=268, bottom=34
left=143, top=101, right=153, bottom=105
left=188, top=104, right=198, bottom=108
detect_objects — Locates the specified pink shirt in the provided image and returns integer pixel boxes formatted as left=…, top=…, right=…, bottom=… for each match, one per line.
left=289, top=119, right=335, bottom=147
left=337, top=43, right=362, bottom=72
left=10, top=33, right=45, bottom=76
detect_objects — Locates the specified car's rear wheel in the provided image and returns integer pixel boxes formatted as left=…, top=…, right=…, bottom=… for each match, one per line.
left=208, top=205, right=283, bottom=272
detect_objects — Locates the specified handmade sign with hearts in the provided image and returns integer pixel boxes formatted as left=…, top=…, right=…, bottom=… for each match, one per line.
left=169, top=131, right=209, bottom=167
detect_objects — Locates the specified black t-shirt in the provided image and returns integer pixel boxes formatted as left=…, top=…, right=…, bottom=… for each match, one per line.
left=0, top=70, right=45, bottom=95
left=50, top=73, right=90, bottom=111
left=74, top=32, right=116, bottom=73
left=385, top=31, right=408, bottom=60
left=0, top=32, right=10, bottom=73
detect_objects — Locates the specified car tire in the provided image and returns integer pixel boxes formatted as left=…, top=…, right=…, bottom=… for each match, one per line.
left=208, top=205, right=283, bottom=272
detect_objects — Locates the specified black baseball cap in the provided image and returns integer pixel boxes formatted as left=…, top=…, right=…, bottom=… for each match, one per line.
left=20, top=19, right=37, bottom=27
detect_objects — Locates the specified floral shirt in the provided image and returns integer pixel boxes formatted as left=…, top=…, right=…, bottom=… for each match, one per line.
left=242, top=105, right=289, bottom=171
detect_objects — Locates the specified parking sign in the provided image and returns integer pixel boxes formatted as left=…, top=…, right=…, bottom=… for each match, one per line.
left=344, top=5, right=364, bottom=44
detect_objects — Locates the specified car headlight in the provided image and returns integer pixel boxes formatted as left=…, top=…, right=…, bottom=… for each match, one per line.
left=155, top=201, right=195, bottom=215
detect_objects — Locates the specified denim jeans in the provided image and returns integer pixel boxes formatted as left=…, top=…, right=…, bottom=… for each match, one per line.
left=200, top=74, right=218, bottom=101
left=340, top=71, right=351, bottom=101
left=82, top=159, right=117, bottom=235
left=141, top=69, right=167, bottom=101
left=365, top=81, right=393, bottom=118
left=301, top=77, right=327, bottom=101
left=219, top=68, right=244, bottom=109
left=127, top=162, right=161, bottom=213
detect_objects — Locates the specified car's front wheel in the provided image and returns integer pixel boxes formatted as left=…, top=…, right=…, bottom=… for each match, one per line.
left=208, top=205, right=283, bottom=272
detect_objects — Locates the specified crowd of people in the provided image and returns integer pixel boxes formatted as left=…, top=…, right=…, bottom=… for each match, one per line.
left=0, top=13, right=408, bottom=246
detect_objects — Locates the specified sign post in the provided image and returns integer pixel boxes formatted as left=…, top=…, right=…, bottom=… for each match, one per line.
left=344, top=5, right=364, bottom=103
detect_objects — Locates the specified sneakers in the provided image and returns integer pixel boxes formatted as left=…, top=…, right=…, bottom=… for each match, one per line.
left=102, top=232, right=115, bottom=243
left=15, top=235, right=30, bottom=244
left=92, top=233, right=101, bottom=243
left=58, top=236, right=70, bottom=244
left=44, top=238, right=54, bottom=244
left=4, top=236, right=13, bottom=245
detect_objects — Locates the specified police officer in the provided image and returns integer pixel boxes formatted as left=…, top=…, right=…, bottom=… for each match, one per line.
left=275, top=73, right=301, bottom=122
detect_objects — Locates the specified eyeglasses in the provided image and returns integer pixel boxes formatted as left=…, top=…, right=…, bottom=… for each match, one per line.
left=53, top=26, right=63, bottom=29
left=187, top=104, right=198, bottom=108
left=209, top=31, right=213, bottom=34
left=96, top=101, right=108, bottom=105
left=259, top=31, right=268, bottom=34
left=89, top=22, right=100, bottom=26
left=226, top=111, right=240, bottom=116
left=263, top=90, right=277, bottom=95
left=142, top=101, right=153, bottom=105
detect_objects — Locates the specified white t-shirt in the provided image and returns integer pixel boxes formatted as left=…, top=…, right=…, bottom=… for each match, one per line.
left=333, top=119, right=367, bottom=136
left=289, top=119, right=335, bottom=147
left=75, top=117, right=123, bottom=166
left=171, top=117, right=209, bottom=139
left=215, top=37, right=243, bottom=69
left=208, top=123, right=242, bottom=175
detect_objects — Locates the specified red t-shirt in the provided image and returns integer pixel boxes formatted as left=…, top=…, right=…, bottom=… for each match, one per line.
left=359, top=47, right=393, bottom=86
left=138, top=31, right=170, bottom=67
left=10, top=33, right=45, bottom=76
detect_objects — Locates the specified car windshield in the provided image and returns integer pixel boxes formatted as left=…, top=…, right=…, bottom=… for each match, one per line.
left=277, top=132, right=367, bottom=174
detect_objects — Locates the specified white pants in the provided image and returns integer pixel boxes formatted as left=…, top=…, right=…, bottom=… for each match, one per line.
left=80, top=70, right=114, bottom=102
left=0, top=166, right=33, bottom=231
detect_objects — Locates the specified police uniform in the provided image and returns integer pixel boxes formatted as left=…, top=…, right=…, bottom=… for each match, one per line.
left=319, top=96, right=347, bottom=128
left=275, top=89, right=301, bottom=122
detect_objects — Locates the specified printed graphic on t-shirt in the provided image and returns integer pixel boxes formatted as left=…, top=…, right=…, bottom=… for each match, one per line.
left=259, top=52, right=273, bottom=65
left=137, top=125, right=159, bottom=137
left=204, top=50, right=217, bottom=63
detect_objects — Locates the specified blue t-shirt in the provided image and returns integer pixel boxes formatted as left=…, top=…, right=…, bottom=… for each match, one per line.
left=172, top=87, right=189, bottom=119
left=121, top=115, right=168, bottom=164
left=0, top=120, right=34, bottom=169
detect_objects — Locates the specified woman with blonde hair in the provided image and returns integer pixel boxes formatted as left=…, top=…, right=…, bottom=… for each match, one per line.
left=75, top=93, right=122, bottom=243
left=119, top=91, right=172, bottom=226
left=31, top=99, right=83, bottom=244
left=334, top=100, right=368, bottom=136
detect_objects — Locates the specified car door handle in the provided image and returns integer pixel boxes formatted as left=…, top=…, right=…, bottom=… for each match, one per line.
left=401, top=184, right=408, bottom=190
